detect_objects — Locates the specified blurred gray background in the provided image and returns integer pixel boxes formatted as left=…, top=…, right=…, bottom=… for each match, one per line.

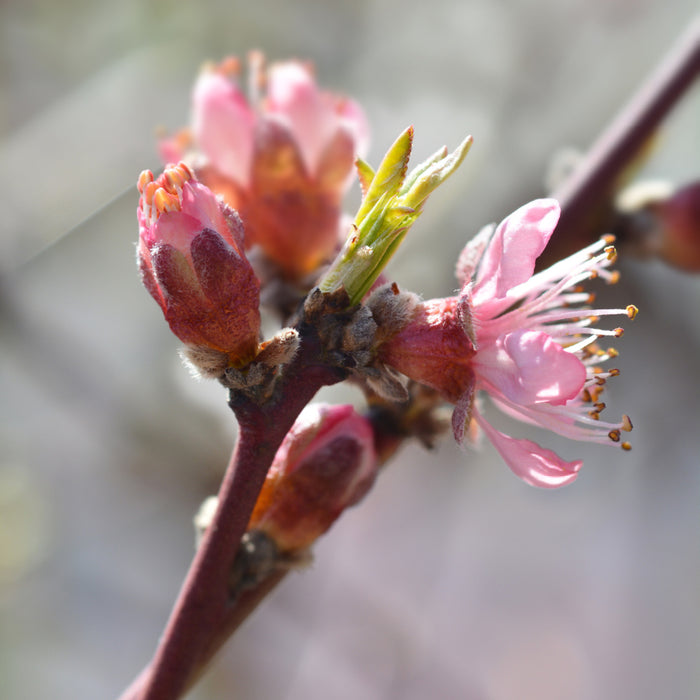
left=1, top=1, right=699, bottom=698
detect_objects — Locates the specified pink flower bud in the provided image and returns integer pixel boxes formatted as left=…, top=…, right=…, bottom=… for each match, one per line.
left=161, top=54, right=369, bottom=280
left=658, top=182, right=700, bottom=270
left=137, top=163, right=261, bottom=369
left=247, top=404, right=377, bottom=552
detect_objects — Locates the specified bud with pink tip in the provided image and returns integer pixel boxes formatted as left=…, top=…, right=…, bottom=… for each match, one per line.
left=137, top=162, right=261, bottom=374
left=247, top=403, right=378, bottom=552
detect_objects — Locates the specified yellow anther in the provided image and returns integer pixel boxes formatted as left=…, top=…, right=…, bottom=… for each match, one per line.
left=163, top=173, right=181, bottom=194
left=588, top=411, right=600, bottom=420
left=608, top=271, right=621, bottom=284
left=608, top=429, right=621, bottom=442
left=626, top=304, right=639, bottom=319
left=590, top=387, right=603, bottom=402
left=621, top=415, right=633, bottom=432
left=608, top=368, right=620, bottom=377
left=602, top=234, right=616, bottom=245
left=604, top=245, right=618, bottom=261
left=613, top=327, right=624, bottom=338
left=177, top=161, right=194, bottom=180
left=164, top=162, right=194, bottom=191
left=153, top=188, right=180, bottom=215
left=621, top=442, right=632, bottom=451
left=143, top=181, right=158, bottom=206
left=607, top=347, right=619, bottom=358
left=138, top=170, right=154, bottom=193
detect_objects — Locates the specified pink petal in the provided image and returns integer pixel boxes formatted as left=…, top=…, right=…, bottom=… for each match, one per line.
left=147, top=181, right=236, bottom=260
left=474, top=330, right=586, bottom=406
left=476, top=413, right=582, bottom=488
left=336, top=97, right=370, bottom=159
left=266, top=62, right=335, bottom=174
left=192, top=70, right=255, bottom=185
left=472, top=199, right=560, bottom=316
left=158, top=137, right=185, bottom=166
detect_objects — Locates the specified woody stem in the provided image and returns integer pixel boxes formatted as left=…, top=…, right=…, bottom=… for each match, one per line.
left=549, top=16, right=700, bottom=258
left=119, top=332, right=344, bottom=700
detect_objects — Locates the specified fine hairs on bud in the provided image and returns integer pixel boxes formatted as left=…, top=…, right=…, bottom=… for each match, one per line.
left=366, top=283, right=421, bottom=345
left=220, top=328, right=301, bottom=403
left=255, top=328, right=300, bottom=367
left=181, top=345, right=232, bottom=379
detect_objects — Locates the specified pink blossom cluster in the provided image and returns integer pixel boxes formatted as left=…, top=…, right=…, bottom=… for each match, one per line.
left=136, top=55, right=635, bottom=495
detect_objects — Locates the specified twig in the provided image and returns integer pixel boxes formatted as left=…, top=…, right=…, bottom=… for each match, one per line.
left=549, top=15, right=700, bottom=259
left=119, top=332, right=344, bottom=700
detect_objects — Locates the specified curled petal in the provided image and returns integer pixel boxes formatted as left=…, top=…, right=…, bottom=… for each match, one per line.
left=472, top=199, right=560, bottom=316
left=336, top=97, right=370, bottom=159
left=474, top=329, right=586, bottom=406
left=266, top=61, right=335, bottom=175
left=316, top=125, right=358, bottom=190
left=476, top=412, right=582, bottom=488
left=192, top=70, right=256, bottom=185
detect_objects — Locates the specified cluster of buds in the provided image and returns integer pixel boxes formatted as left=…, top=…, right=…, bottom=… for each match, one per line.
left=160, top=53, right=369, bottom=283
left=137, top=52, right=639, bottom=572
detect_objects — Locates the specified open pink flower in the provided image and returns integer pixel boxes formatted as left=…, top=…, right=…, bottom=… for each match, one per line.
left=378, top=199, right=635, bottom=488
left=137, top=163, right=260, bottom=370
left=160, top=54, right=369, bottom=280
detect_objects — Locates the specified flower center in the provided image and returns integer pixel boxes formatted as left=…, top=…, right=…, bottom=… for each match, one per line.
left=138, top=162, right=195, bottom=226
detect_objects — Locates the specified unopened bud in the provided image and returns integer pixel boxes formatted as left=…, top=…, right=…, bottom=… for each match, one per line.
left=617, top=179, right=700, bottom=272
left=137, top=163, right=261, bottom=374
left=247, top=403, right=378, bottom=553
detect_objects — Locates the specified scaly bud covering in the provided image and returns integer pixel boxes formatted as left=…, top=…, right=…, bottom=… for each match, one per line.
left=378, top=199, right=636, bottom=488
left=319, top=127, right=472, bottom=305
left=160, top=54, right=369, bottom=280
left=247, top=403, right=378, bottom=553
left=137, top=163, right=261, bottom=372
